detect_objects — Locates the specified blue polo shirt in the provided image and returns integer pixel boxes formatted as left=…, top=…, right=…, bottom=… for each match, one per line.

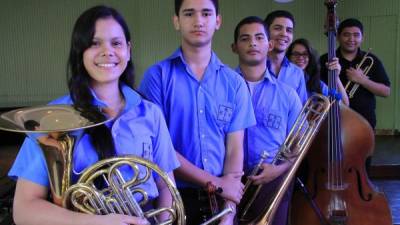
left=139, top=48, right=256, bottom=187
left=268, top=57, right=308, bottom=105
left=8, top=85, right=179, bottom=199
left=236, top=67, right=302, bottom=172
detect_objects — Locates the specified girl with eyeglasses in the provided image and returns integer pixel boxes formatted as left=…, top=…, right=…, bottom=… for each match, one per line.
left=287, top=38, right=349, bottom=105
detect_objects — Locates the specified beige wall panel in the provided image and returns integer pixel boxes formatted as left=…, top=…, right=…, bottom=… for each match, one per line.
left=0, top=0, right=398, bottom=130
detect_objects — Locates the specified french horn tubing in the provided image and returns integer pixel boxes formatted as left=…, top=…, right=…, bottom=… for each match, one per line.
left=0, top=105, right=185, bottom=225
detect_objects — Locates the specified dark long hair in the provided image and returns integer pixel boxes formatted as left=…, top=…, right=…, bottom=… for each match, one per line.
left=67, top=5, right=134, bottom=159
left=286, top=38, right=321, bottom=94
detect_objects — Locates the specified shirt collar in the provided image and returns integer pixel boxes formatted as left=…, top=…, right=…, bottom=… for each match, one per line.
left=282, top=56, right=291, bottom=67
left=168, top=47, right=224, bottom=70
left=89, top=84, right=141, bottom=112
left=336, top=47, right=362, bottom=62
left=120, top=84, right=141, bottom=111
left=266, top=56, right=290, bottom=73
left=235, top=66, right=277, bottom=85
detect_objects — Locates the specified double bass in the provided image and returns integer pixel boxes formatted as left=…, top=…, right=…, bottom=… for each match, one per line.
left=290, top=1, right=392, bottom=224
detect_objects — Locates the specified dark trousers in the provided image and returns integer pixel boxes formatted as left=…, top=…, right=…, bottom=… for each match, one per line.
left=178, top=188, right=226, bottom=225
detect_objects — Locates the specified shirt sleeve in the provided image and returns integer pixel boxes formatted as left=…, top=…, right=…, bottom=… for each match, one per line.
left=297, top=70, right=308, bottom=104
left=8, top=137, right=49, bottom=187
left=320, top=81, right=329, bottom=96
left=227, top=76, right=256, bottom=133
left=287, top=89, right=303, bottom=134
left=370, top=56, right=391, bottom=87
left=139, top=65, right=164, bottom=108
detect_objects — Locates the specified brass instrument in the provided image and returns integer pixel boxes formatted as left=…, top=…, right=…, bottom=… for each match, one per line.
left=199, top=182, right=234, bottom=225
left=63, top=156, right=185, bottom=225
left=344, top=48, right=374, bottom=98
left=205, top=182, right=222, bottom=217
left=0, top=105, right=185, bottom=225
left=199, top=206, right=234, bottom=225
left=237, top=94, right=331, bottom=225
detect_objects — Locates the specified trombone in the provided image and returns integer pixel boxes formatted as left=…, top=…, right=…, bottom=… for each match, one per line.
left=344, top=48, right=374, bottom=98
left=237, top=94, right=331, bottom=225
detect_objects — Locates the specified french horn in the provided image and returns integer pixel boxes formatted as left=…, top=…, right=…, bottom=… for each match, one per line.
left=0, top=105, right=185, bottom=225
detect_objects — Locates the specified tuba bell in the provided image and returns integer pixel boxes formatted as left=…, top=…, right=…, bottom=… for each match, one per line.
left=0, top=105, right=185, bottom=225
left=237, top=94, right=331, bottom=225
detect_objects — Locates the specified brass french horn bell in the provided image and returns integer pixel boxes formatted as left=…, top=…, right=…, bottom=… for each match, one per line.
left=0, top=105, right=106, bottom=205
left=0, top=105, right=186, bottom=225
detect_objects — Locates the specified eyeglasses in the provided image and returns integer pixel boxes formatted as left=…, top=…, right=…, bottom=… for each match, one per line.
left=291, top=51, right=309, bottom=58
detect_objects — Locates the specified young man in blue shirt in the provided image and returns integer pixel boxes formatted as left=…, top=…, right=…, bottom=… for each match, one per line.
left=264, top=10, right=308, bottom=105
left=139, top=0, right=256, bottom=224
left=231, top=16, right=302, bottom=225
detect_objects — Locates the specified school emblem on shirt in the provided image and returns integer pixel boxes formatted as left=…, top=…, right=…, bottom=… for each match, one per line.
left=265, top=113, right=281, bottom=129
left=217, top=105, right=233, bottom=123
left=142, top=142, right=152, bottom=160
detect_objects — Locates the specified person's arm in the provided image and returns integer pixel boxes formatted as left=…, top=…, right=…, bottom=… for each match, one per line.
left=155, top=172, right=175, bottom=222
left=327, top=57, right=349, bottom=105
left=248, top=162, right=291, bottom=185
left=217, top=130, right=245, bottom=225
left=221, top=130, right=245, bottom=202
left=345, top=67, right=390, bottom=97
left=174, top=153, right=243, bottom=203
left=174, top=131, right=245, bottom=204
left=13, top=179, right=149, bottom=225
left=336, top=78, right=349, bottom=106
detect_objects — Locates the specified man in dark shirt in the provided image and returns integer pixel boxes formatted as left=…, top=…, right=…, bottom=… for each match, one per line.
left=320, top=18, right=391, bottom=174
left=320, top=18, right=391, bottom=129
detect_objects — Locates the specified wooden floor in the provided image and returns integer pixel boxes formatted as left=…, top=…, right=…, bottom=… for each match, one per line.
left=371, top=135, right=400, bottom=225
left=373, top=179, right=400, bottom=225
left=372, top=136, right=400, bottom=166
left=0, top=135, right=399, bottom=225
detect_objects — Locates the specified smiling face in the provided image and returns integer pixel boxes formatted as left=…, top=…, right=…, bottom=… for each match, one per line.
left=173, top=0, right=221, bottom=48
left=268, top=17, right=293, bottom=54
left=83, top=17, right=131, bottom=88
left=233, top=22, right=270, bottom=66
left=289, top=43, right=309, bottom=70
left=338, top=26, right=363, bottom=54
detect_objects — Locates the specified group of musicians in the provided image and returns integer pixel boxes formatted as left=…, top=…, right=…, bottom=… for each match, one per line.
left=6, top=0, right=391, bottom=225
